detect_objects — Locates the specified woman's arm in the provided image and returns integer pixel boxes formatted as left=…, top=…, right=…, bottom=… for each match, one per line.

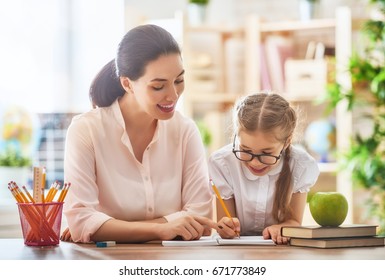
left=90, top=215, right=219, bottom=243
left=61, top=215, right=219, bottom=243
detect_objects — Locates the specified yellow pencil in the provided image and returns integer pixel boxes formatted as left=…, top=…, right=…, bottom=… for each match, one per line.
left=61, top=182, right=71, bottom=202
left=58, top=182, right=71, bottom=202
left=22, top=186, right=36, bottom=203
left=46, top=181, right=58, bottom=202
left=15, top=185, right=29, bottom=203
left=8, top=185, right=22, bottom=203
left=210, top=179, right=240, bottom=237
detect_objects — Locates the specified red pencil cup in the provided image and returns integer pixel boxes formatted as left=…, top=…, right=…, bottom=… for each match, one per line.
left=17, top=202, right=64, bottom=246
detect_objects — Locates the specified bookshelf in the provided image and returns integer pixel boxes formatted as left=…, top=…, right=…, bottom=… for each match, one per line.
left=182, top=23, right=244, bottom=118
left=182, top=7, right=357, bottom=224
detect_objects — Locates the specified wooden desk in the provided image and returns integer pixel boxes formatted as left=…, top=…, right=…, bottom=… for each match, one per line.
left=1, top=238, right=385, bottom=260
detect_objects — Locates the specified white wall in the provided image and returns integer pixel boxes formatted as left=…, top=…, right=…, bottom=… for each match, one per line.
left=69, top=0, right=125, bottom=113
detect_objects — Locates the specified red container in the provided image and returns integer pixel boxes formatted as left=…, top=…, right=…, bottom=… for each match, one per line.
left=17, top=202, right=63, bottom=246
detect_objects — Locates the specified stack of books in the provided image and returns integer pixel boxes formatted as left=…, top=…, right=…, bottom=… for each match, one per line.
left=281, top=224, right=385, bottom=249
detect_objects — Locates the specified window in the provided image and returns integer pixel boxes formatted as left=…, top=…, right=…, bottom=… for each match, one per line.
left=0, top=0, right=125, bottom=113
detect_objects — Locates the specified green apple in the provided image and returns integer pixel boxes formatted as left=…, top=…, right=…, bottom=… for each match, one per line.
left=309, top=192, right=348, bottom=227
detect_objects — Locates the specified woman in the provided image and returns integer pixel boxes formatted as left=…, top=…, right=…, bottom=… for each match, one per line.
left=61, top=24, right=217, bottom=243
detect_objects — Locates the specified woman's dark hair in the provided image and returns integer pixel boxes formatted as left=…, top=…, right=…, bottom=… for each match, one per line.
left=89, top=24, right=181, bottom=108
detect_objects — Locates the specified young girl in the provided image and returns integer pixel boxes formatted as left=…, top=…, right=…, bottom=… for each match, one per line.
left=208, top=92, right=320, bottom=244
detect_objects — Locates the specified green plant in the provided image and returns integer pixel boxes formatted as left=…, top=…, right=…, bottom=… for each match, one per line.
left=0, top=147, right=32, bottom=167
left=189, top=0, right=209, bottom=5
left=324, top=0, right=385, bottom=235
left=196, top=120, right=212, bottom=147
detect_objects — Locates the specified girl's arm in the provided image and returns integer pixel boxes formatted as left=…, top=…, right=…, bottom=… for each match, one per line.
left=262, top=192, right=307, bottom=244
left=216, top=197, right=241, bottom=239
left=216, top=197, right=236, bottom=220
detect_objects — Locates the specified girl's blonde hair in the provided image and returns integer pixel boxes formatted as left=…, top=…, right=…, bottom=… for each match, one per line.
left=233, top=92, right=297, bottom=222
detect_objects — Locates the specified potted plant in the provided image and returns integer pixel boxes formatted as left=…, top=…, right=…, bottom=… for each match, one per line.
left=197, top=121, right=212, bottom=146
left=187, top=0, right=210, bottom=26
left=0, top=147, right=31, bottom=167
left=0, top=104, right=36, bottom=200
left=323, top=0, right=385, bottom=235
left=0, top=147, right=32, bottom=201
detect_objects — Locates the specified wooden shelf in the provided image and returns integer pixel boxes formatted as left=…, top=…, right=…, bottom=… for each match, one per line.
left=259, top=18, right=336, bottom=32
left=186, top=93, right=240, bottom=103
left=186, top=25, right=243, bottom=36
left=318, top=162, right=338, bottom=173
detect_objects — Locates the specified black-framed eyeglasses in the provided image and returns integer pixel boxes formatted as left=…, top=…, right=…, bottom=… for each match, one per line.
left=232, top=135, right=285, bottom=165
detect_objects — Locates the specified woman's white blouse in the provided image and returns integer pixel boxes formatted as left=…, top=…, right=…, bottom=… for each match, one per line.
left=64, top=99, right=213, bottom=243
left=208, top=144, right=320, bottom=235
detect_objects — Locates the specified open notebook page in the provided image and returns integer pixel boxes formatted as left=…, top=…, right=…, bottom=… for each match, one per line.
left=162, top=234, right=275, bottom=247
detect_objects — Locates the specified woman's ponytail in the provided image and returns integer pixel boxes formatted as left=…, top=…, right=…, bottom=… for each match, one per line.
left=89, top=59, right=125, bottom=108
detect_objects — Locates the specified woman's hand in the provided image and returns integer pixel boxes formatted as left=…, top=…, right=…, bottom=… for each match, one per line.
left=262, top=224, right=289, bottom=245
left=157, top=215, right=219, bottom=241
left=216, top=217, right=240, bottom=239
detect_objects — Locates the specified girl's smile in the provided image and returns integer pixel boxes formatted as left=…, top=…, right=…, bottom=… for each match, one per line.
left=237, top=130, right=285, bottom=176
left=247, top=164, right=269, bottom=176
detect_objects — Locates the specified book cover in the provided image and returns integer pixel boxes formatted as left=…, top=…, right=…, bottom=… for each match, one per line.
left=259, top=43, right=272, bottom=90
left=162, top=235, right=275, bottom=247
left=289, top=236, right=385, bottom=249
left=264, top=35, right=294, bottom=92
left=281, top=224, right=378, bottom=239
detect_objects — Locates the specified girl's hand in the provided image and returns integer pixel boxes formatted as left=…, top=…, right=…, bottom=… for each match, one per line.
left=60, top=227, right=73, bottom=242
left=158, top=215, right=219, bottom=241
left=217, top=217, right=240, bottom=239
left=262, top=225, right=289, bottom=245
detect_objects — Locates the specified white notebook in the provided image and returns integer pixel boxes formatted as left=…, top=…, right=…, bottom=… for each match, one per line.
left=162, top=234, right=275, bottom=247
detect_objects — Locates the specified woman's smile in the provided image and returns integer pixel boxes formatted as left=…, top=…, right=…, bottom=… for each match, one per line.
left=157, top=103, right=175, bottom=113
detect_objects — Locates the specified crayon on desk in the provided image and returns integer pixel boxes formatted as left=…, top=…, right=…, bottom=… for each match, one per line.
left=96, top=241, right=116, bottom=248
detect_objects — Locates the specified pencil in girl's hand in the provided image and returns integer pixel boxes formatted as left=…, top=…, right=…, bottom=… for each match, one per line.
left=210, top=179, right=240, bottom=237
left=210, top=179, right=232, bottom=217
